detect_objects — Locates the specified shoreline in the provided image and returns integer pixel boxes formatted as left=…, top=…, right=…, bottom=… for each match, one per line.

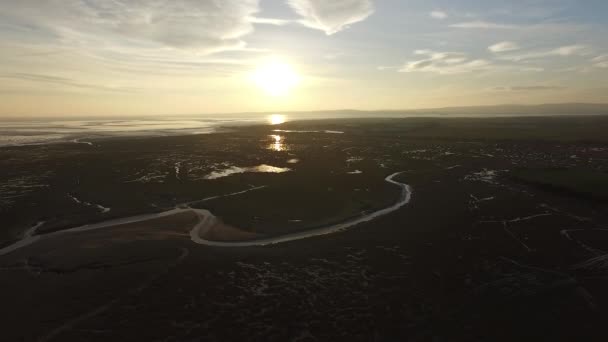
left=4, top=114, right=608, bottom=148
left=0, top=117, right=262, bottom=148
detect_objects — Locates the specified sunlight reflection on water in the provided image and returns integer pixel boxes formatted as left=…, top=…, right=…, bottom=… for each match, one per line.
left=268, top=134, right=286, bottom=151
left=204, top=164, right=291, bottom=179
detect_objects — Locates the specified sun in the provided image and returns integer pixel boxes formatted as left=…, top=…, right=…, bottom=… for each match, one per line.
left=268, top=114, right=287, bottom=125
left=252, top=60, right=300, bottom=96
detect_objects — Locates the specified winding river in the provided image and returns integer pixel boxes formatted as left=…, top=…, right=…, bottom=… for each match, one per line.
left=0, top=172, right=412, bottom=256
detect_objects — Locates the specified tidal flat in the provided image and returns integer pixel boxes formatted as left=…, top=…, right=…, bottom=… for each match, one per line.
left=1, top=116, right=608, bottom=341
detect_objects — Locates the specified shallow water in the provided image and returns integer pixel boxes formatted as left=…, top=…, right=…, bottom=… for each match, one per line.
left=273, top=129, right=344, bottom=134
left=268, top=135, right=287, bottom=151
left=204, top=164, right=291, bottom=180
left=0, top=113, right=349, bottom=147
left=0, top=116, right=262, bottom=147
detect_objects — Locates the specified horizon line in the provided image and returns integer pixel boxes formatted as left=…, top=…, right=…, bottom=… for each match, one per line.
left=1, top=101, right=608, bottom=119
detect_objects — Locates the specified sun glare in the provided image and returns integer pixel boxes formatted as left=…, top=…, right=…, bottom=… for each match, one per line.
left=252, top=60, right=300, bottom=96
left=268, top=114, right=287, bottom=125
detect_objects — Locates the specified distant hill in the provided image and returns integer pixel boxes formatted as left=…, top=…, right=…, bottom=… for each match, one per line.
left=282, top=103, right=608, bottom=118
left=4, top=103, right=608, bottom=121
left=402, top=103, right=608, bottom=116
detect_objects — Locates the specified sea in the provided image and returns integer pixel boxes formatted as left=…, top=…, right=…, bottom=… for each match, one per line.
left=0, top=115, right=273, bottom=147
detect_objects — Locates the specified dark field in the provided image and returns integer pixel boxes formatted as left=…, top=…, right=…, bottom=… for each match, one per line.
left=2, top=116, right=608, bottom=341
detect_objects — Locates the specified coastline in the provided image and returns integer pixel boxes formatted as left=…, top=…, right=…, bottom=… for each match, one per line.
left=0, top=116, right=261, bottom=148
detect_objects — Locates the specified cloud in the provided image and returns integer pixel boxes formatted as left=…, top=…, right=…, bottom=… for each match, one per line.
left=449, top=20, right=587, bottom=36
left=377, top=66, right=397, bottom=71
left=0, top=73, right=138, bottom=92
left=430, top=11, right=448, bottom=20
left=552, top=45, right=588, bottom=56
left=592, top=55, right=608, bottom=68
left=498, top=45, right=590, bottom=62
left=249, top=17, right=291, bottom=26
left=1, top=0, right=261, bottom=55
left=397, top=49, right=550, bottom=75
left=489, top=41, right=520, bottom=53
left=400, top=50, right=492, bottom=74
left=287, top=0, right=374, bottom=35
left=492, top=85, right=566, bottom=91
left=450, top=21, right=517, bottom=29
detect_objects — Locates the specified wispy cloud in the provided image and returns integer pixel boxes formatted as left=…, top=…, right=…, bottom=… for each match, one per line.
left=430, top=11, right=448, bottom=20
left=492, top=85, right=566, bottom=91
left=553, top=45, right=589, bottom=56
left=0, top=73, right=138, bottom=93
left=489, top=41, right=520, bottom=53
left=592, top=55, right=608, bottom=68
left=249, top=17, right=291, bottom=26
left=1, top=0, right=262, bottom=54
left=498, top=45, right=590, bottom=62
left=287, top=0, right=374, bottom=35
left=450, top=21, right=517, bottom=29
left=449, top=20, right=587, bottom=36
left=400, top=50, right=492, bottom=74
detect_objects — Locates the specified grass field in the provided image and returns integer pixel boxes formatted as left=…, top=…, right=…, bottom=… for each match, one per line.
left=512, top=168, right=608, bottom=201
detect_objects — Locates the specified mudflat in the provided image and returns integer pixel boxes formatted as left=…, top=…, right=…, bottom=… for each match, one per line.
left=1, top=116, right=608, bottom=341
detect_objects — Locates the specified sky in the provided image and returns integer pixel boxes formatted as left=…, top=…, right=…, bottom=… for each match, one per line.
left=0, top=0, right=607, bottom=116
